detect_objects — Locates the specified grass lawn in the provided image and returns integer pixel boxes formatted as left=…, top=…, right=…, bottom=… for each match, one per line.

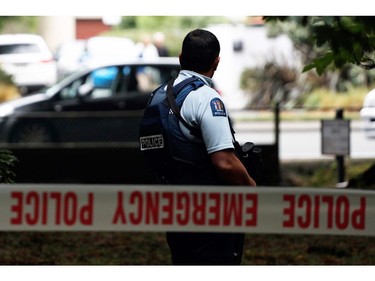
left=0, top=231, right=374, bottom=265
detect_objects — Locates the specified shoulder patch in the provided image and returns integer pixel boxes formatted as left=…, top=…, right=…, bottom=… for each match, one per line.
left=210, top=98, right=226, bottom=117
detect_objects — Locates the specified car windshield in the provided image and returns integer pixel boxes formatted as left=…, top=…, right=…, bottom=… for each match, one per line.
left=0, top=43, right=41, bottom=55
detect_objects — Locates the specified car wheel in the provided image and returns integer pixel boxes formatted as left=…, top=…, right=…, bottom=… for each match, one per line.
left=9, top=121, right=57, bottom=143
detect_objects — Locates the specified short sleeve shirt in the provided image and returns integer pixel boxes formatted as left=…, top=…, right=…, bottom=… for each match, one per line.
left=174, top=70, right=234, bottom=154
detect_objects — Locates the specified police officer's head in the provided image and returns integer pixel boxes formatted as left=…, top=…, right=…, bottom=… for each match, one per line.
left=179, top=29, right=220, bottom=77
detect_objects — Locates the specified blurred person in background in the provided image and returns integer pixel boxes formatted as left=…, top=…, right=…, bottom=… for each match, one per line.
left=153, top=31, right=169, bottom=57
left=136, top=34, right=159, bottom=60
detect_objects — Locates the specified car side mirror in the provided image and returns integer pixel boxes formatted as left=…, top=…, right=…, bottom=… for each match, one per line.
left=78, top=83, right=94, bottom=98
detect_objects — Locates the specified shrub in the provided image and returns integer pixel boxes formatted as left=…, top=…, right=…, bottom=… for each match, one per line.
left=0, top=68, right=15, bottom=86
left=0, top=149, right=17, bottom=183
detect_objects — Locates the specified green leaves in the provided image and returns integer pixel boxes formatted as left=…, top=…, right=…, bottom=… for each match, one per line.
left=0, top=68, right=16, bottom=86
left=303, top=52, right=334, bottom=75
left=265, top=16, right=375, bottom=75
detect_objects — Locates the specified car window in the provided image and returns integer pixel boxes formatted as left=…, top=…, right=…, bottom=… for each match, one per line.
left=0, top=43, right=41, bottom=55
left=135, top=66, right=162, bottom=93
left=116, top=65, right=179, bottom=95
left=59, top=66, right=120, bottom=100
left=58, top=64, right=178, bottom=101
left=60, top=77, right=85, bottom=100
left=89, top=66, right=119, bottom=98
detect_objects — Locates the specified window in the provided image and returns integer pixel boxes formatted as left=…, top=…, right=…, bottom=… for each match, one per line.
left=60, top=78, right=85, bottom=100
left=90, top=67, right=119, bottom=98
left=0, top=44, right=41, bottom=55
left=136, top=66, right=162, bottom=93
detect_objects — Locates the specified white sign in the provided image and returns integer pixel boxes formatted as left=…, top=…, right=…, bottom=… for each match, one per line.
left=321, top=119, right=350, bottom=156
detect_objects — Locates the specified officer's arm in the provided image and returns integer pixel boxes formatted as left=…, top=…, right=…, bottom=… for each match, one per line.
left=210, top=149, right=257, bottom=187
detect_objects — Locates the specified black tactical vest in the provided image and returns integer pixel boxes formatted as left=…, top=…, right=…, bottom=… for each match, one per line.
left=139, top=77, right=224, bottom=185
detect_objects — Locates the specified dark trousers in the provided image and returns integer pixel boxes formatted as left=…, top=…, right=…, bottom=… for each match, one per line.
left=166, top=232, right=245, bottom=265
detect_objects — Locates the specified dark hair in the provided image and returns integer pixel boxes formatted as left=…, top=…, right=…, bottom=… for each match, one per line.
left=180, top=29, right=220, bottom=73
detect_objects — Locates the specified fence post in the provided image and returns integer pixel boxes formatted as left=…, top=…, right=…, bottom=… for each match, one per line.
left=274, top=102, right=280, bottom=150
left=335, top=108, right=345, bottom=184
left=274, top=102, right=281, bottom=185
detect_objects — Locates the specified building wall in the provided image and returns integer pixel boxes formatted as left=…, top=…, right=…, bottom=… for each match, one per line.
left=38, top=16, right=76, bottom=52
left=76, top=18, right=111, bottom=39
left=38, top=16, right=113, bottom=52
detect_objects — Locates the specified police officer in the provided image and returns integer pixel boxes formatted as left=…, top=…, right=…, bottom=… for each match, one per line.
left=147, top=29, right=256, bottom=265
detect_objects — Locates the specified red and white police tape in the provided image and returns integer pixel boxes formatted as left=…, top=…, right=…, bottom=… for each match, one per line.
left=0, top=184, right=374, bottom=236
